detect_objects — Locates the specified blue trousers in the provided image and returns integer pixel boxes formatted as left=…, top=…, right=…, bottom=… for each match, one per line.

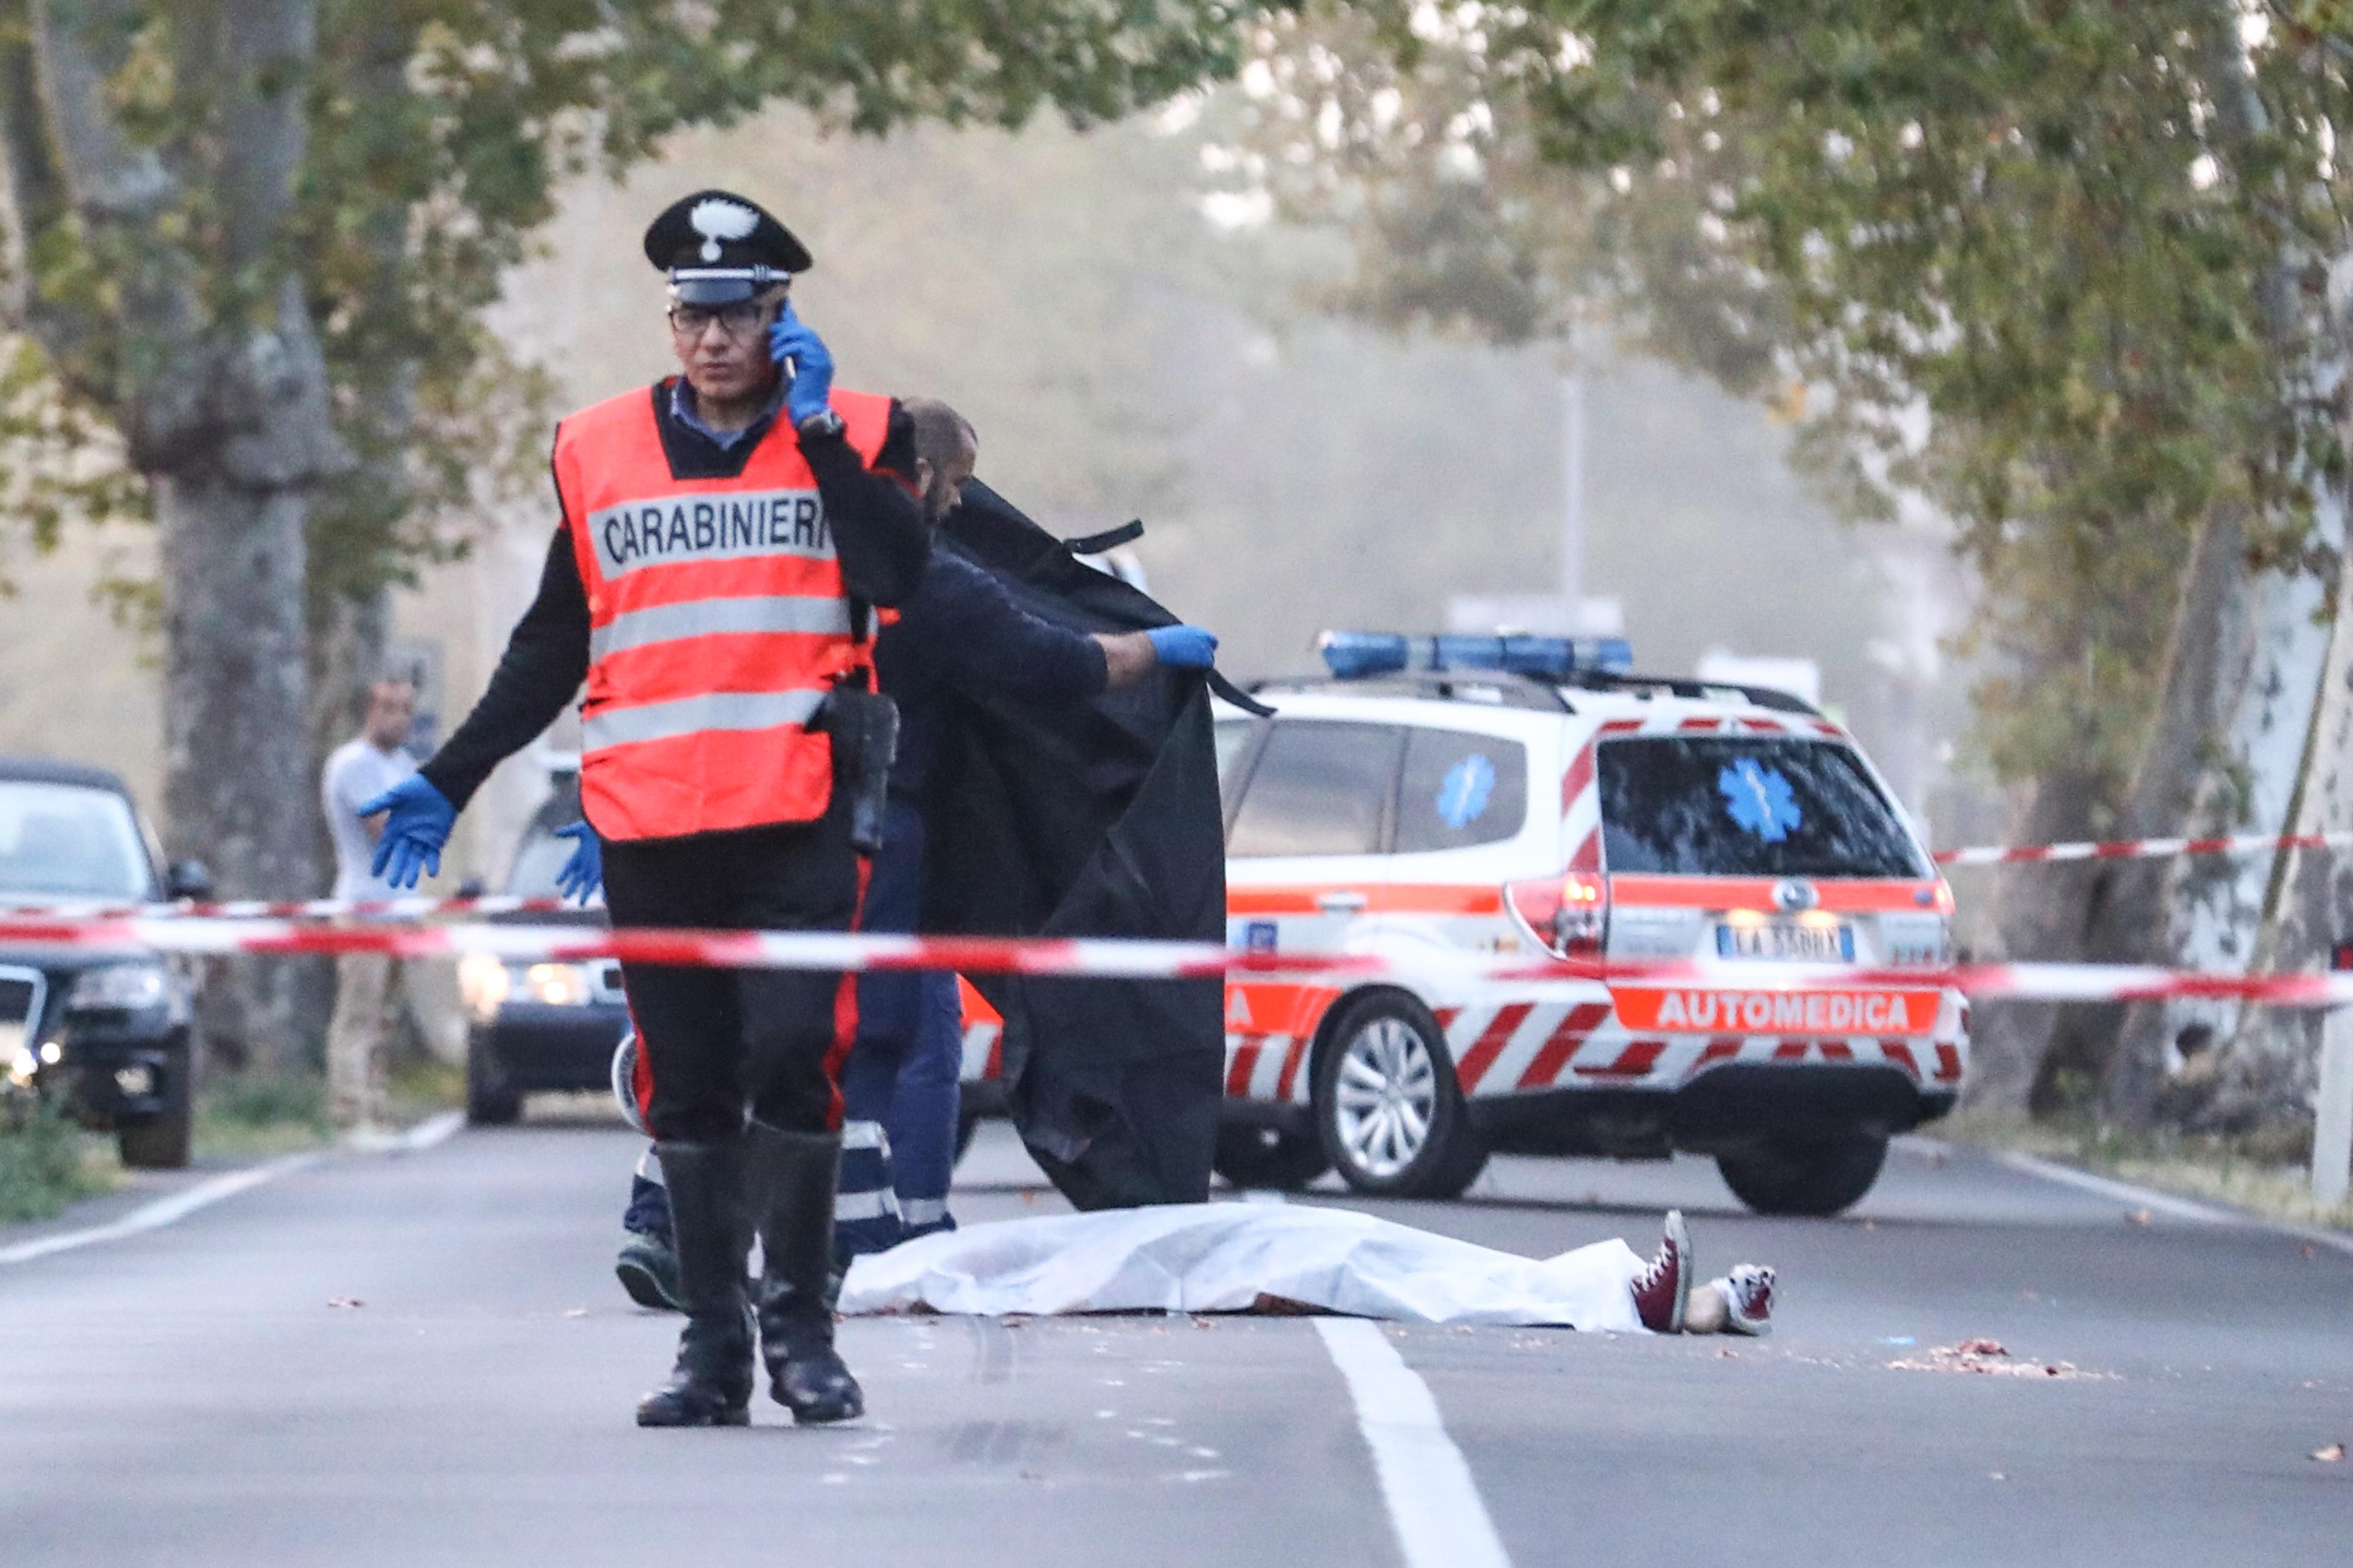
left=833, top=799, right=964, bottom=1257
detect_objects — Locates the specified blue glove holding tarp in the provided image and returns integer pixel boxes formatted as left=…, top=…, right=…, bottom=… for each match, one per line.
left=554, top=820, right=603, bottom=905
left=1146, top=625, right=1219, bottom=669
left=767, top=304, right=836, bottom=428
left=358, top=775, right=456, bottom=890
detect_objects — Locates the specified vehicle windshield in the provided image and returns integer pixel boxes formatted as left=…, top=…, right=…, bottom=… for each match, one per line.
left=0, top=780, right=155, bottom=899
left=1597, top=736, right=1926, bottom=879
left=506, top=828, right=573, bottom=899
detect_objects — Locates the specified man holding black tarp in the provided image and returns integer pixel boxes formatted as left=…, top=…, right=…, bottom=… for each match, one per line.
left=595, top=398, right=1220, bottom=1309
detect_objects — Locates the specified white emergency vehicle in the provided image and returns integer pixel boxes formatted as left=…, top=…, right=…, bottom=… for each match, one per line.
left=1201, top=632, right=1962, bottom=1215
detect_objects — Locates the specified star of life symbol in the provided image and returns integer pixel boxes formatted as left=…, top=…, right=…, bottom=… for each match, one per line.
left=688, top=197, right=758, bottom=263
left=1718, top=757, right=1802, bottom=843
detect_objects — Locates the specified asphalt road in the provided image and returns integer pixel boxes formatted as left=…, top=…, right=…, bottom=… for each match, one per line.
left=2, top=1114, right=2348, bottom=1567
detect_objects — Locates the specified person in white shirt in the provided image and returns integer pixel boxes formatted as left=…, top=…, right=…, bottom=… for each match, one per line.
left=320, top=677, right=419, bottom=1130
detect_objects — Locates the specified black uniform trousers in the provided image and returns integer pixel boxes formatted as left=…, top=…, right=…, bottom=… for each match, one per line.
left=603, top=789, right=860, bottom=1144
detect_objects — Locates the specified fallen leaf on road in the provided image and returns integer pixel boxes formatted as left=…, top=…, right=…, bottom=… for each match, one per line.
left=1716, top=1347, right=1738, bottom=1359
left=2314, top=1444, right=2345, bottom=1463
left=1886, top=1341, right=2115, bottom=1381
left=2127, top=1208, right=2152, bottom=1226
left=2301, top=1243, right=2317, bottom=1260
left=326, top=1297, right=364, bottom=1309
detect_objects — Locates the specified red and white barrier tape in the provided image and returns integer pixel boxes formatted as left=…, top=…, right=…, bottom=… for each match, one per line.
left=0, top=893, right=579, bottom=922
left=1934, top=829, right=2353, bottom=869
left=3, top=912, right=2351, bottom=1009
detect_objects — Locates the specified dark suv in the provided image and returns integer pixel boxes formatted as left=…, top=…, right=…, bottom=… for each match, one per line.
left=458, top=774, right=630, bottom=1124
left=0, top=757, right=211, bottom=1167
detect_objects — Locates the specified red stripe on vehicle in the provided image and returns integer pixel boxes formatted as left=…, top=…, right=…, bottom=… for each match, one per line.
left=1568, top=826, right=1604, bottom=873
left=1934, top=1043, right=1964, bottom=1082
left=1274, top=1037, right=1307, bottom=1101
left=1879, top=1041, right=1919, bottom=1077
left=1558, top=742, right=1596, bottom=817
left=1575, top=1039, right=1666, bottom=1078
left=1226, top=1042, right=1261, bottom=1097
left=1455, top=1003, right=1534, bottom=1093
left=1685, top=1037, right=1742, bottom=1079
left=1517, top=1002, right=1614, bottom=1089
left=1819, top=1040, right=1854, bottom=1062
left=1773, top=1040, right=1809, bottom=1060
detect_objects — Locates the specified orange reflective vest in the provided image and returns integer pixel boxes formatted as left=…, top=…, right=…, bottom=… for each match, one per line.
left=555, top=382, right=894, bottom=841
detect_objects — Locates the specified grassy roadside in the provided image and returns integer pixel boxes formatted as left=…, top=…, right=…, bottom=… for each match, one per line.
left=195, top=1057, right=466, bottom=1161
left=0, top=1094, right=121, bottom=1225
left=1938, top=1108, right=2353, bottom=1234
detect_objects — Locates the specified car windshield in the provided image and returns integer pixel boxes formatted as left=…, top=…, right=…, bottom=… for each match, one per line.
left=0, top=780, right=155, bottom=899
left=506, top=828, right=573, bottom=899
left=1597, top=736, right=1926, bottom=879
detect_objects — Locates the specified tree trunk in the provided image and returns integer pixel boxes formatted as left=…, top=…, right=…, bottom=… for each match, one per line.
left=1960, top=763, right=2107, bottom=1115
left=2198, top=256, right=2353, bottom=1130
left=161, top=469, right=319, bottom=1073
left=2027, top=503, right=2247, bottom=1120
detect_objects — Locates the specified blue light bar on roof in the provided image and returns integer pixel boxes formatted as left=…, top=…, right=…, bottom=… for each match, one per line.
left=1317, top=631, right=1634, bottom=680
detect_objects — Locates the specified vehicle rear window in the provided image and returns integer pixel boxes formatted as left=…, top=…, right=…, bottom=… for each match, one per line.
left=1227, top=721, right=1402, bottom=858
left=1214, top=718, right=1260, bottom=790
left=1395, top=728, right=1527, bottom=853
left=1597, top=736, right=1925, bottom=878
left=0, top=781, right=153, bottom=899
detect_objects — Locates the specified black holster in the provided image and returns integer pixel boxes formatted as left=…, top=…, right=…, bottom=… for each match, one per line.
left=823, top=681, right=899, bottom=856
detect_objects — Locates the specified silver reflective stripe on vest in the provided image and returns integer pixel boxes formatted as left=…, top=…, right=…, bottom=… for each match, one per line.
left=588, top=595, right=852, bottom=660
left=582, top=689, right=828, bottom=752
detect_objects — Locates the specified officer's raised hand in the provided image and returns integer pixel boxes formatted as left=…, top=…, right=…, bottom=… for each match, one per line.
left=358, top=775, right=456, bottom=889
left=767, top=303, right=836, bottom=429
left=554, top=820, right=603, bottom=905
left=1146, top=625, right=1219, bottom=669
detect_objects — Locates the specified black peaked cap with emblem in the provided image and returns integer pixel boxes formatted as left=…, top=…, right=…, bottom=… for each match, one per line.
left=642, top=189, right=813, bottom=305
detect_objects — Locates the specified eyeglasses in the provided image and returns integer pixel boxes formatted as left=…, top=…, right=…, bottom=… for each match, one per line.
left=666, top=298, right=781, bottom=341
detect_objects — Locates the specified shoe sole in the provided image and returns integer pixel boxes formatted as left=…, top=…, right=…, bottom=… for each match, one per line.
left=615, top=1259, right=682, bottom=1313
left=785, top=1396, right=864, bottom=1426
left=635, top=1404, right=751, bottom=1428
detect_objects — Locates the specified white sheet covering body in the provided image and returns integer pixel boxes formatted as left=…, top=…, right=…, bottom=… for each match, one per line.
left=837, top=1202, right=1649, bottom=1332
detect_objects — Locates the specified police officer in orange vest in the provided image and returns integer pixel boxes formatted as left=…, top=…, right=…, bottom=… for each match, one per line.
left=360, top=191, right=930, bottom=1428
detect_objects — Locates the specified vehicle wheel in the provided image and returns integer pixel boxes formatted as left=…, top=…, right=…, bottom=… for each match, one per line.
left=1313, top=992, right=1488, bottom=1199
left=1212, top=1123, right=1332, bottom=1191
left=1717, top=1135, right=1888, bottom=1216
left=118, top=1045, right=194, bottom=1170
left=465, top=1040, right=522, bottom=1127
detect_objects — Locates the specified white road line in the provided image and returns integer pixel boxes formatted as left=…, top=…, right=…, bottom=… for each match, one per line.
left=0, top=1111, right=467, bottom=1270
left=1907, top=1136, right=2353, bottom=1261
left=0, top=1152, right=317, bottom=1267
left=1992, top=1151, right=2235, bottom=1225
left=1314, top=1317, right=1512, bottom=1568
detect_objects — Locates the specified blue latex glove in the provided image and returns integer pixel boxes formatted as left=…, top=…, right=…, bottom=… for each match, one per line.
left=1146, top=625, right=1219, bottom=670
left=766, top=303, right=836, bottom=428
left=554, top=820, right=603, bottom=905
left=358, top=775, right=456, bottom=890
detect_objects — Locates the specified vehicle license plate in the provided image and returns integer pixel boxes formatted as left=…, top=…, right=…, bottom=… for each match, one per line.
left=1716, top=921, right=1852, bottom=962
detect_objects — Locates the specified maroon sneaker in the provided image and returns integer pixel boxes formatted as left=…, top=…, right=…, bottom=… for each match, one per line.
left=1631, top=1209, right=1690, bottom=1333
left=1716, top=1264, right=1774, bottom=1336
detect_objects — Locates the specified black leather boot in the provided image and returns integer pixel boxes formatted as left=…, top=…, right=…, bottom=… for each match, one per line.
left=745, top=1122, right=865, bottom=1423
left=634, top=1140, right=755, bottom=1427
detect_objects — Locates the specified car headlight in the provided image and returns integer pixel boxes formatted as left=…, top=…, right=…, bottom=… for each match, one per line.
left=66, top=963, right=171, bottom=1013
left=521, top=962, right=591, bottom=1007
left=458, top=952, right=511, bottom=1022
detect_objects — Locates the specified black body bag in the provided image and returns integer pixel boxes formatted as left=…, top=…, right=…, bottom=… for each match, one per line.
left=918, top=480, right=1239, bottom=1210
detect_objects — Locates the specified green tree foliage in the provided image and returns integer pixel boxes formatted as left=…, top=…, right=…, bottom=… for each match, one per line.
left=1219, top=2, right=2350, bottom=810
